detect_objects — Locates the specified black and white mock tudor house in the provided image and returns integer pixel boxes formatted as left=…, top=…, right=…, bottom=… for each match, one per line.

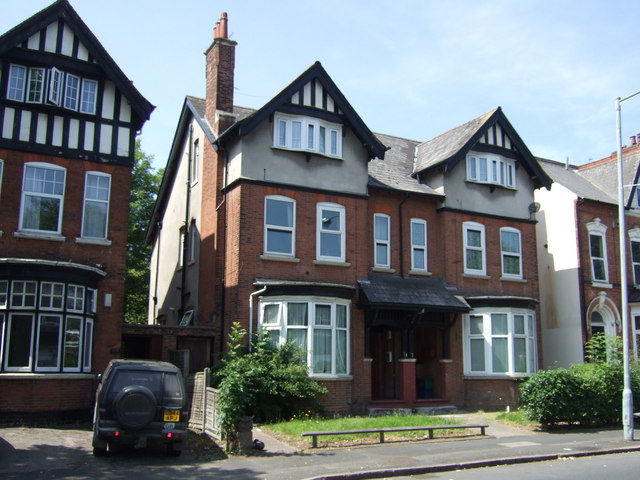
left=0, top=0, right=152, bottom=418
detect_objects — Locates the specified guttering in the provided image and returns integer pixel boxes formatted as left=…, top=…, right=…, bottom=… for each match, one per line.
left=248, top=285, right=268, bottom=352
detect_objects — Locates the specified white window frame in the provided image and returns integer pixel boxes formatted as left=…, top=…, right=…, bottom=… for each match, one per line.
left=39, top=282, right=65, bottom=311
left=463, top=309, right=537, bottom=376
left=500, top=227, right=522, bottom=279
left=10, top=281, right=37, bottom=309
left=0, top=280, right=7, bottom=309
left=81, top=171, right=111, bottom=239
left=7, top=64, right=26, bottom=102
left=66, top=285, right=85, bottom=313
left=47, top=67, right=63, bottom=105
left=35, top=313, right=63, bottom=372
left=259, top=297, right=350, bottom=377
left=411, top=218, right=428, bottom=272
left=629, top=228, right=640, bottom=286
left=191, top=139, right=200, bottom=185
left=82, top=317, right=93, bottom=371
left=62, top=315, right=83, bottom=372
left=27, top=67, right=46, bottom=104
left=467, top=154, right=516, bottom=188
left=0, top=159, right=4, bottom=199
left=4, top=313, right=35, bottom=372
left=63, top=73, right=80, bottom=111
left=463, top=221, right=486, bottom=276
left=80, top=78, right=98, bottom=114
left=317, top=202, right=346, bottom=262
left=373, top=213, right=390, bottom=268
left=19, top=162, right=66, bottom=234
left=274, top=113, right=342, bottom=158
left=264, top=195, right=296, bottom=257
left=587, top=219, right=609, bottom=284
left=178, top=227, right=185, bottom=268
left=188, top=221, right=197, bottom=264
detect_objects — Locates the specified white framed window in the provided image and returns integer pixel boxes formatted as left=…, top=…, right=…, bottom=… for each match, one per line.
left=411, top=218, right=428, bottom=272
left=4, top=313, right=35, bottom=372
left=264, top=195, right=296, bottom=257
left=47, top=67, right=63, bottom=106
left=7, top=64, right=26, bottom=102
left=80, top=79, right=98, bottom=114
left=464, top=309, right=537, bottom=376
left=0, top=280, right=7, bottom=309
left=81, top=172, right=110, bottom=239
left=373, top=213, right=390, bottom=268
left=587, top=219, right=608, bottom=284
left=83, top=317, right=93, bottom=370
left=629, top=229, right=640, bottom=286
left=40, top=282, right=65, bottom=311
left=0, top=158, right=4, bottom=199
left=500, top=227, right=522, bottom=278
left=10, top=281, right=37, bottom=309
left=274, top=113, right=342, bottom=158
left=178, top=227, right=185, bottom=268
left=191, top=139, right=200, bottom=184
left=67, top=285, right=85, bottom=313
left=86, top=288, right=96, bottom=314
left=317, top=202, right=345, bottom=262
left=188, top=221, right=197, bottom=264
left=63, top=73, right=80, bottom=110
left=20, top=163, right=66, bottom=234
left=26, top=67, right=45, bottom=103
left=463, top=221, right=486, bottom=276
left=62, top=315, right=83, bottom=372
left=467, top=154, right=515, bottom=188
left=260, top=297, right=350, bottom=376
left=35, top=314, right=62, bottom=371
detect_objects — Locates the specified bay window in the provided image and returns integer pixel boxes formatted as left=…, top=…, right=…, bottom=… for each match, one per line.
left=467, top=154, right=515, bottom=188
left=274, top=113, right=342, bottom=158
left=260, top=298, right=350, bottom=376
left=464, top=309, right=537, bottom=376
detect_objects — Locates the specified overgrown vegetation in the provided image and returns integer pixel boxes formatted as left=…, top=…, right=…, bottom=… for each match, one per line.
left=520, top=334, right=640, bottom=427
left=213, top=323, right=327, bottom=450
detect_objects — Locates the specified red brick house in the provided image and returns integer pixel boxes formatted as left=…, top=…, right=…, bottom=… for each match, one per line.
left=0, top=0, right=153, bottom=418
left=536, top=143, right=640, bottom=368
left=147, top=14, right=551, bottom=412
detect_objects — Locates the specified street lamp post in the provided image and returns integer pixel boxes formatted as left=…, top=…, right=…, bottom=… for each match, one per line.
left=615, top=90, right=640, bottom=441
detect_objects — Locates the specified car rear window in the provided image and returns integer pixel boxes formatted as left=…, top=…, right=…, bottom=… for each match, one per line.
left=106, top=369, right=184, bottom=406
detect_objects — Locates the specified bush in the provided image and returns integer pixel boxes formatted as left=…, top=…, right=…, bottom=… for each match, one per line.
left=213, top=323, right=327, bottom=449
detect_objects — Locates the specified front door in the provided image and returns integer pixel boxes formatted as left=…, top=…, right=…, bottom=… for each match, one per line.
left=371, top=327, right=400, bottom=399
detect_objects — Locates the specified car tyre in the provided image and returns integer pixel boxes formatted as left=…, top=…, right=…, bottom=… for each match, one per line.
left=92, top=446, right=107, bottom=457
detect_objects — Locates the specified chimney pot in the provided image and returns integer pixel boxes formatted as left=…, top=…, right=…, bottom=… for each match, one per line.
left=631, top=136, right=637, bottom=146
left=214, top=12, right=228, bottom=39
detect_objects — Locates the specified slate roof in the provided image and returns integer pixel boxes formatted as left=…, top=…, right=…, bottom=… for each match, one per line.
left=577, top=149, right=640, bottom=207
left=537, top=158, right=615, bottom=205
left=368, top=133, right=443, bottom=197
left=358, top=274, right=470, bottom=312
left=414, top=109, right=497, bottom=174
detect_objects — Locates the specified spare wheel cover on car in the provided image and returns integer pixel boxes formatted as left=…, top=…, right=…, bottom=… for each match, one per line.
left=113, top=385, right=157, bottom=429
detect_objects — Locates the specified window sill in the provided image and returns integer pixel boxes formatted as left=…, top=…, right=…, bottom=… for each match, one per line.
left=462, top=273, right=490, bottom=280
left=14, top=231, right=65, bottom=242
left=592, top=281, right=613, bottom=289
left=75, top=237, right=112, bottom=246
left=272, top=145, right=343, bottom=161
left=371, top=267, right=396, bottom=273
left=313, top=260, right=351, bottom=267
left=463, top=374, right=531, bottom=379
left=409, top=269, right=432, bottom=277
left=260, top=254, right=300, bottom=263
left=310, top=375, right=353, bottom=381
left=500, top=276, right=526, bottom=283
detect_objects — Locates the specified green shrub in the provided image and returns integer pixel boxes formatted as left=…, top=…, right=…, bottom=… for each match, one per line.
left=214, top=323, right=327, bottom=449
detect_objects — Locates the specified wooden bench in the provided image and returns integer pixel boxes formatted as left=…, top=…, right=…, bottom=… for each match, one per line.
left=301, top=423, right=488, bottom=448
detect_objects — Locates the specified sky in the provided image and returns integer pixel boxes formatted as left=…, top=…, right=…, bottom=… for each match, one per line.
left=2, top=0, right=640, bottom=171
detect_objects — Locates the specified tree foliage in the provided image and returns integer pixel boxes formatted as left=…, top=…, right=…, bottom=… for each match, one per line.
left=213, top=323, right=327, bottom=451
left=124, top=140, right=163, bottom=324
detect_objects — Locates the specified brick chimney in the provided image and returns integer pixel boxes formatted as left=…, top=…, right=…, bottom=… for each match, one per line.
left=205, top=12, right=237, bottom=134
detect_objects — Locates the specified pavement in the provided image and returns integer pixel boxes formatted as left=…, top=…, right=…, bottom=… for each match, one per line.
left=1, top=412, right=640, bottom=479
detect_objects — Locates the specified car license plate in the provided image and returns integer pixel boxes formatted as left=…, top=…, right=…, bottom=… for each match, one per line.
left=163, top=410, right=180, bottom=422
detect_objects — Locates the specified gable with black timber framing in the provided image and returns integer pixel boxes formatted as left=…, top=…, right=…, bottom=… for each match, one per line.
left=0, top=0, right=153, bottom=166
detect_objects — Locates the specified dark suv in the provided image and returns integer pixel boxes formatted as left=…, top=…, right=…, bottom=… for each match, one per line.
left=92, top=359, right=188, bottom=456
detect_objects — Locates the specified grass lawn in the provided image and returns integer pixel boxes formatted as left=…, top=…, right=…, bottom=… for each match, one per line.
left=263, top=414, right=467, bottom=448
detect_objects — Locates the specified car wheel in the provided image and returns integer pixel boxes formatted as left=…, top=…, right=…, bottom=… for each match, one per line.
left=167, top=441, right=183, bottom=457
left=93, top=446, right=107, bottom=457
left=113, top=385, right=157, bottom=429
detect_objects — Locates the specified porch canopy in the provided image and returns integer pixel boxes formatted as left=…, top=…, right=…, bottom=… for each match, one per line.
left=358, top=274, right=470, bottom=312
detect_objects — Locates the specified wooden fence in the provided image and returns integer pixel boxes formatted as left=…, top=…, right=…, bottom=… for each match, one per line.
left=189, top=368, right=222, bottom=441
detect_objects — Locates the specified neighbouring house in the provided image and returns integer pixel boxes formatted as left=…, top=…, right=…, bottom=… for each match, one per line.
left=0, top=0, right=153, bottom=419
left=536, top=142, right=640, bottom=368
left=147, top=13, right=552, bottom=413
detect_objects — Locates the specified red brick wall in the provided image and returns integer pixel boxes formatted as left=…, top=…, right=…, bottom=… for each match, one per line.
left=0, top=378, right=96, bottom=412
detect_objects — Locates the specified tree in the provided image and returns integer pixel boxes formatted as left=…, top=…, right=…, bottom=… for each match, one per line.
left=124, top=140, right=163, bottom=324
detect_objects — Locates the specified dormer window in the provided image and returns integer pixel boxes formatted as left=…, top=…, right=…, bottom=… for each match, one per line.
left=274, top=113, right=342, bottom=158
left=6, top=63, right=98, bottom=115
left=467, top=154, right=515, bottom=188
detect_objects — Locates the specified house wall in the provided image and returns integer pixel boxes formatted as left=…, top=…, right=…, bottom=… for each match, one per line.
left=535, top=181, right=584, bottom=367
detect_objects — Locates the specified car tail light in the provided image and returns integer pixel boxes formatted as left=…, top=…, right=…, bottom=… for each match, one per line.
left=106, top=430, right=122, bottom=437
left=165, top=432, right=181, bottom=439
